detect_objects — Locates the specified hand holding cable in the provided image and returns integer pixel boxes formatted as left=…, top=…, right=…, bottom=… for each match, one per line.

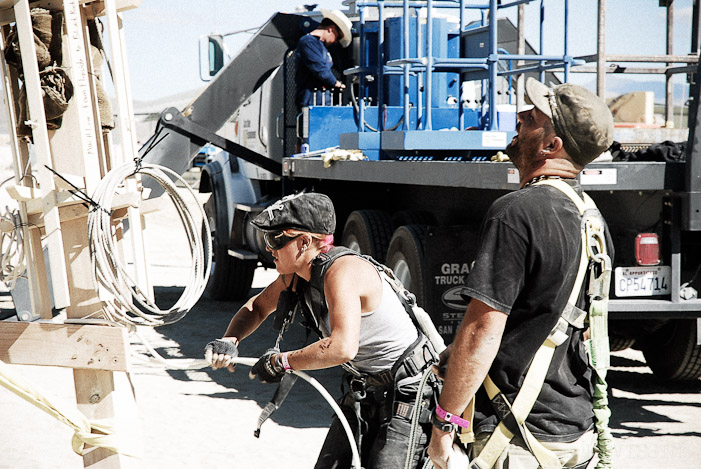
left=249, top=348, right=289, bottom=384
left=204, top=338, right=239, bottom=372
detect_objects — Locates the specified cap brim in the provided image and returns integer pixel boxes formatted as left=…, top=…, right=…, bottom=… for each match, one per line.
left=525, top=77, right=553, bottom=119
left=321, top=9, right=352, bottom=48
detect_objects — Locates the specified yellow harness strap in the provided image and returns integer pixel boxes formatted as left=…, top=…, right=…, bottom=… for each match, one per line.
left=466, top=179, right=608, bottom=469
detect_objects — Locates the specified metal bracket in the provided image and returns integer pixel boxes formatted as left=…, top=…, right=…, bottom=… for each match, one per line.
left=159, top=107, right=282, bottom=175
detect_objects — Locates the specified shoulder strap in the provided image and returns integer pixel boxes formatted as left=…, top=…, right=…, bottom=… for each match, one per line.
left=309, top=246, right=359, bottom=320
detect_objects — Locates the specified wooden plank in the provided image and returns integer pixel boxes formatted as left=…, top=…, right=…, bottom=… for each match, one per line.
left=51, top=0, right=102, bottom=193
left=0, top=25, right=49, bottom=320
left=30, top=227, right=53, bottom=319
left=0, top=322, right=129, bottom=371
left=62, top=215, right=105, bottom=318
left=103, top=0, right=152, bottom=303
left=73, top=368, right=128, bottom=467
left=14, top=0, right=71, bottom=310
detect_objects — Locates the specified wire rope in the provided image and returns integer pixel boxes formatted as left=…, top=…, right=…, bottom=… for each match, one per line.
left=0, top=176, right=27, bottom=290
left=127, top=336, right=362, bottom=469
left=87, top=162, right=211, bottom=327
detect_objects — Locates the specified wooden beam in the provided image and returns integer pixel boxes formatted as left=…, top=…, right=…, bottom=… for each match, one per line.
left=0, top=322, right=129, bottom=372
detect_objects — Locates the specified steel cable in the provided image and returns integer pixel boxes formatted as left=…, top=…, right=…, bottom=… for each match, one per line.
left=87, top=163, right=211, bottom=327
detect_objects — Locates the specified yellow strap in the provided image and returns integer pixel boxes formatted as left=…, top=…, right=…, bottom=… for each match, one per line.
left=471, top=343, right=562, bottom=469
left=458, top=397, right=476, bottom=444
left=0, top=359, right=141, bottom=457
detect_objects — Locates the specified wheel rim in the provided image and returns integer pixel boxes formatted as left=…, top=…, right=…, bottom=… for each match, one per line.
left=393, top=257, right=412, bottom=291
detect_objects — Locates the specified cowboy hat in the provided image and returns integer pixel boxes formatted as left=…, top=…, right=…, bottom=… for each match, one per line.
left=321, top=9, right=352, bottom=48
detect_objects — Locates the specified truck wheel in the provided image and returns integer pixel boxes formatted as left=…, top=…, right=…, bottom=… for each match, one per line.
left=341, top=210, right=394, bottom=263
left=385, top=225, right=428, bottom=307
left=203, top=195, right=256, bottom=301
left=609, top=335, right=636, bottom=352
left=641, top=319, right=701, bottom=381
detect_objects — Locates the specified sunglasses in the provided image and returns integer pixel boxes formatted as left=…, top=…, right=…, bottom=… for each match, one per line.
left=264, top=231, right=300, bottom=251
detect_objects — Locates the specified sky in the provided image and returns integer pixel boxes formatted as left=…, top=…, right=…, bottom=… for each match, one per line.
left=118, top=0, right=346, bottom=103
left=115, top=0, right=696, bottom=105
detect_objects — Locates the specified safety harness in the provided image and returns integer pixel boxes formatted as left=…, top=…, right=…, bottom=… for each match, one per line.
left=461, top=179, right=614, bottom=469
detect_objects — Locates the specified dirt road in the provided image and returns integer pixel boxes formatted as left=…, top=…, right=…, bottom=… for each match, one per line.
left=1, top=186, right=700, bottom=468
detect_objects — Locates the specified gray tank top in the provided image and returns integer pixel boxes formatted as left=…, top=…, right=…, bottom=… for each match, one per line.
left=317, top=272, right=419, bottom=374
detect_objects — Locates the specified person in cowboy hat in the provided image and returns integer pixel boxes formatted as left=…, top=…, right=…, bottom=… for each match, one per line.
left=428, top=79, right=615, bottom=469
left=205, top=192, right=442, bottom=468
left=294, top=9, right=352, bottom=109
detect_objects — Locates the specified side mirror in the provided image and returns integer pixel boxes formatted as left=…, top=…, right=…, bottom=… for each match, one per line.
left=199, top=34, right=227, bottom=81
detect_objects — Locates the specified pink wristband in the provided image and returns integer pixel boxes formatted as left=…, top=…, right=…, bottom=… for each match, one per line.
left=280, top=352, right=292, bottom=371
left=435, top=404, right=470, bottom=429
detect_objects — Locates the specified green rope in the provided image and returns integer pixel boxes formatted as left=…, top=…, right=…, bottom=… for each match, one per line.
left=588, top=272, right=615, bottom=469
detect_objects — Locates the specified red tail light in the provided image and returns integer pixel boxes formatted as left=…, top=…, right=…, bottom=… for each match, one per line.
left=635, top=233, right=660, bottom=266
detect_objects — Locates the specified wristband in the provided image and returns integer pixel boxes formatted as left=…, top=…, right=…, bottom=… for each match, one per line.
left=280, top=352, right=292, bottom=371
left=431, top=411, right=456, bottom=433
left=435, top=404, right=470, bottom=429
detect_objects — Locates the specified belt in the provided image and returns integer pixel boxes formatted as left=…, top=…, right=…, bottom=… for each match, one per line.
left=348, top=368, right=393, bottom=401
left=364, top=369, right=394, bottom=387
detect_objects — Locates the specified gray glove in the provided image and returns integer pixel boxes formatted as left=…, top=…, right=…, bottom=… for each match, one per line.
left=204, top=339, right=239, bottom=370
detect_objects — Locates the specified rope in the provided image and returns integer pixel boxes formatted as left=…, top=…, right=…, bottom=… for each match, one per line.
left=404, top=367, right=435, bottom=469
left=87, top=162, right=211, bottom=327
left=0, top=207, right=26, bottom=289
left=0, top=359, right=141, bottom=457
left=0, top=175, right=27, bottom=290
left=129, top=340, right=362, bottom=469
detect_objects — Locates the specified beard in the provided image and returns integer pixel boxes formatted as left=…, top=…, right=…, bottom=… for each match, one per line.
left=505, top=133, right=541, bottom=169
left=505, top=137, right=520, bottom=165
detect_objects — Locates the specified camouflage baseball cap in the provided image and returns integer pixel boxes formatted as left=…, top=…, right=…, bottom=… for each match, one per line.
left=251, top=192, right=336, bottom=234
left=525, top=77, right=614, bottom=166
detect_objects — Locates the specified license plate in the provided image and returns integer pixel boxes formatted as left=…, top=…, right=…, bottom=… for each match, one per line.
left=614, top=266, right=671, bottom=297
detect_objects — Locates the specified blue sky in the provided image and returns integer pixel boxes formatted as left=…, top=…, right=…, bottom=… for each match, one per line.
left=118, top=0, right=695, bottom=103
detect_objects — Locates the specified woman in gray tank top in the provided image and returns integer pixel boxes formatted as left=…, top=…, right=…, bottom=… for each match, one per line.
left=204, top=192, right=441, bottom=469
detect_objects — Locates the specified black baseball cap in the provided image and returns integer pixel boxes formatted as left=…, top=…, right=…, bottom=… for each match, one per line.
left=251, top=192, right=336, bottom=234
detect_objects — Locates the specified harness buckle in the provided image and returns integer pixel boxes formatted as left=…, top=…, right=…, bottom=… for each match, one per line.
left=350, top=376, right=367, bottom=400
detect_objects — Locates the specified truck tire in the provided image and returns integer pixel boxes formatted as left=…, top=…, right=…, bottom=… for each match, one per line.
left=385, top=225, right=428, bottom=307
left=341, top=210, right=394, bottom=263
left=641, top=319, right=701, bottom=381
left=609, top=335, right=636, bottom=352
left=203, top=193, right=256, bottom=301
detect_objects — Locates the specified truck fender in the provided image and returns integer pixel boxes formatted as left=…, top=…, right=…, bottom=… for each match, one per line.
left=201, top=157, right=258, bottom=247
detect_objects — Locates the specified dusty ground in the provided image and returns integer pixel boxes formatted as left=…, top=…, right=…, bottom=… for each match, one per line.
left=1, top=182, right=701, bottom=468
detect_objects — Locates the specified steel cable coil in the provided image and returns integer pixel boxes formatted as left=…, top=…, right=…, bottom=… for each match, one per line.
left=87, top=163, right=211, bottom=327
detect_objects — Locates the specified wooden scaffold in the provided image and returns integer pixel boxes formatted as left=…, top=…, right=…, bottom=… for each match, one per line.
left=0, top=1, right=160, bottom=467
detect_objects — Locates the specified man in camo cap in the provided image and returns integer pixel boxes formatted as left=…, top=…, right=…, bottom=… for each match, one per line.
left=428, top=80, right=615, bottom=469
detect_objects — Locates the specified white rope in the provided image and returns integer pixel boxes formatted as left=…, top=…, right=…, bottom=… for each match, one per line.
left=129, top=334, right=362, bottom=469
left=87, top=163, right=211, bottom=327
left=0, top=207, right=25, bottom=289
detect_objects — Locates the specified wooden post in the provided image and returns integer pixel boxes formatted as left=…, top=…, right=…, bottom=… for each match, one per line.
left=0, top=2, right=148, bottom=468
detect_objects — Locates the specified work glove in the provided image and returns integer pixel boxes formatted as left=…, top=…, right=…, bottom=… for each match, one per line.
left=249, top=348, right=285, bottom=384
left=204, top=338, right=239, bottom=372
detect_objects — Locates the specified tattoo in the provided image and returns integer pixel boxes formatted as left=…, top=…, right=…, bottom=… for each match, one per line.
left=318, top=339, right=332, bottom=353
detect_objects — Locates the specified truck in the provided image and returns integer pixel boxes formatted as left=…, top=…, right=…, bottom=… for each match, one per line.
left=141, top=0, right=701, bottom=382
